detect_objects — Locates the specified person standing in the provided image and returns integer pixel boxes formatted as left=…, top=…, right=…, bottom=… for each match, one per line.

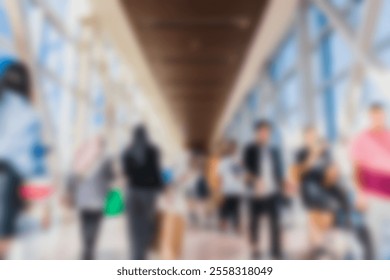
left=243, top=120, right=285, bottom=259
left=350, top=104, right=390, bottom=259
left=217, top=140, right=244, bottom=233
left=67, top=136, right=113, bottom=260
left=0, top=58, right=47, bottom=259
left=291, top=127, right=333, bottom=256
left=293, top=127, right=331, bottom=210
left=192, top=155, right=212, bottom=228
left=122, top=126, right=163, bottom=260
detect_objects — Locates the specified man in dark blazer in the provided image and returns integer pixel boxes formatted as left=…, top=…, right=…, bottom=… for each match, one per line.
left=243, top=120, right=284, bottom=259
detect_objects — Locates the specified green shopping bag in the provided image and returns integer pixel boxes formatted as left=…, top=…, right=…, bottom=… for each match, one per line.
left=104, top=188, right=125, bottom=216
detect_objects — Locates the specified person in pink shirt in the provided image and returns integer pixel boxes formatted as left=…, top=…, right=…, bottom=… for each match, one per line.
left=350, top=103, right=390, bottom=259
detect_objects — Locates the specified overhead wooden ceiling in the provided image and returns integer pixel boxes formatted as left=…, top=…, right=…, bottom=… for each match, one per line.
left=120, top=0, right=268, bottom=149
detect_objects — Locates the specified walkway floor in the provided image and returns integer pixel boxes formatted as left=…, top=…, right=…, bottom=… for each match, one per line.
left=9, top=215, right=250, bottom=260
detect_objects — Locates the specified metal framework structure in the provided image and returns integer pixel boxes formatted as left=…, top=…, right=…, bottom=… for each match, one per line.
left=225, top=0, right=390, bottom=152
left=2, top=0, right=390, bottom=165
left=0, top=0, right=176, bottom=190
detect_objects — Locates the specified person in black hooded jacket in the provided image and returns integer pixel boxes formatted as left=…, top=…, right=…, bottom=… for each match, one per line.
left=121, top=125, right=163, bottom=259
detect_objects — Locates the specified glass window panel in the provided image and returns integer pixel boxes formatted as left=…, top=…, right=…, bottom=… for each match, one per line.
left=241, top=109, right=253, bottom=145
left=0, top=0, right=13, bottom=41
left=314, top=90, right=327, bottom=136
left=326, top=0, right=364, bottom=31
left=377, top=44, right=390, bottom=68
left=333, top=78, right=348, bottom=130
left=268, top=32, right=298, bottom=82
left=308, top=4, right=329, bottom=43
left=310, top=49, right=323, bottom=88
left=264, top=103, right=274, bottom=119
left=44, top=0, right=68, bottom=21
left=39, top=20, right=65, bottom=77
left=106, top=45, right=121, bottom=81
left=23, top=0, right=44, bottom=57
left=281, top=75, right=300, bottom=111
left=362, top=79, right=388, bottom=105
left=355, top=79, right=390, bottom=128
left=347, top=0, right=365, bottom=29
left=251, top=85, right=263, bottom=120
left=328, top=0, right=350, bottom=10
left=57, top=88, right=75, bottom=162
left=247, top=87, right=259, bottom=115
left=90, top=70, right=106, bottom=131
left=280, top=75, right=302, bottom=128
left=373, top=0, right=390, bottom=47
left=0, top=47, right=14, bottom=57
left=62, top=42, right=78, bottom=87
left=41, top=77, right=62, bottom=131
left=329, top=32, right=351, bottom=76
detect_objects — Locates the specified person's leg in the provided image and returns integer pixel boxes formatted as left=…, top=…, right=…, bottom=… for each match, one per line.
left=249, top=199, right=261, bottom=259
left=197, top=200, right=206, bottom=228
left=231, top=197, right=240, bottom=233
left=268, top=196, right=281, bottom=259
left=125, top=191, right=133, bottom=259
left=86, top=211, right=103, bottom=259
left=0, top=239, right=12, bottom=260
left=219, top=197, right=228, bottom=231
left=0, top=218, right=15, bottom=260
left=308, top=210, right=326, bottom=255
left=308, top=211, right=334, bottom=258
left=79, top=211, right=89, bottom=259
left=187, top=198, right=198, bottom=227
left=127, top=189, right=146, bottom=260
left=367, top=196, right=390, bottom=259
left=130, top=190, right=158, bottom=260
left=196, top=198, right=209, bottom=228
left=224, top=197, right=234, bottom=230
left=193, top=200, right=201, bottom=227
left=365, top=195, right=384, bottom=259
left=381, top=200, right=390, bottom=259
left=144, top=191, right=158, bottom=254
left=80, top=210, right=103, bottom=260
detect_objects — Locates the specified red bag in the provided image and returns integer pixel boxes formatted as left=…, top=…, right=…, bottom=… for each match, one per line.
left=20, top=179, right=53, bottom=201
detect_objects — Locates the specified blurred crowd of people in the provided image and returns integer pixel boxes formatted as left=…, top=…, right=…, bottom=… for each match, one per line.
left=2, top=58, right=390, bottom=260
left=176, top=104, right=390, bottom=260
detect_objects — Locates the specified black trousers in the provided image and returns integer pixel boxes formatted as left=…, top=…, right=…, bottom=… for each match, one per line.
left=127, top=189, right=158, bottom=260
left=80, top=210, right=103, bottom=260
left=0, top=161, right=22, bottom=239
left=249, top=194, right=281, bottom=258
left=219, top=196, right=241, bottom=230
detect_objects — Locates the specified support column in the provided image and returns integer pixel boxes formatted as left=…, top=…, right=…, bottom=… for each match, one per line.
left=73, top=18, right=94, bottom=150
left=298, top=0, right=316, bottom=124
left=343, top=0, right=382, bottom=133
left=316, top=9, right=337, bottom=142
left=311, top=0, right=390, bottom=98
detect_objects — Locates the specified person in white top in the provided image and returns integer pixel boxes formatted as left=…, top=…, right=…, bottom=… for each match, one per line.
left=217, top=140, right=244, bottom=233
left=0, top=59, right=48, bottom=260
left=176, top=151, right=210, bottom=227
left=259, top=144, right=277, bottom=197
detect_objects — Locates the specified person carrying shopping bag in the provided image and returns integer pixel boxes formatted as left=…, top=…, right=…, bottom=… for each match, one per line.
left=67, top=135, right=114, bottom=260
left=121, top=125, right=164, bottom=260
